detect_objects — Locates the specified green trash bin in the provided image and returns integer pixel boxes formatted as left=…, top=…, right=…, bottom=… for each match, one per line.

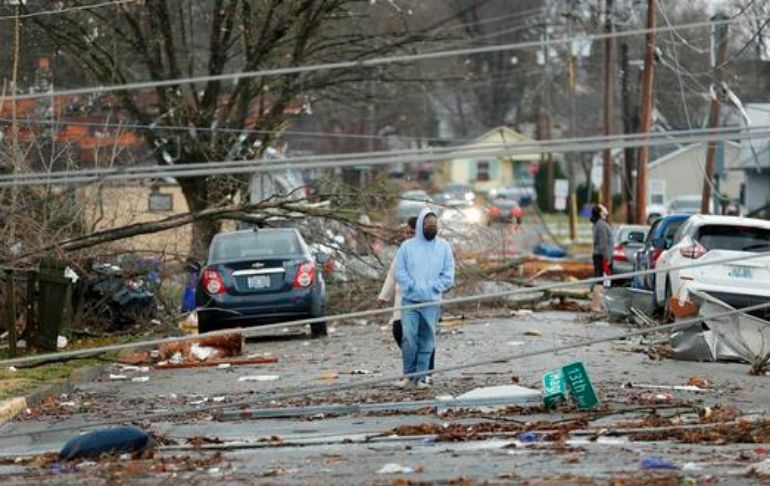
left=35, top=259, right=71, bottom=351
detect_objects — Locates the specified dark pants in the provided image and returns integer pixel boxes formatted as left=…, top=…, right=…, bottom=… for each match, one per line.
left=392, top=319, right=435, bottom=371
left=593, top=254, right=613, bottom=288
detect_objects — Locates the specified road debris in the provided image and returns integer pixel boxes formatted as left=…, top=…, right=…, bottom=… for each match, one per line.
left=238, top=375, right=280, bottom=382
left=624, top=383, right=712, bottom=393
left=59, top=426, right=152, bottom=460
left=130, top=376, right=149, bottom=383
left=377, top=463, right=415, bottom=474
left=640, top=457, right=679, bottom=470
left=109, top=374, right=128, bottom=381
left=315, top=371, right=339, bottom=380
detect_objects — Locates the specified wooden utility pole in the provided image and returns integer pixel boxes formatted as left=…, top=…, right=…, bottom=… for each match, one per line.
left=635, top=0, right=656, bottom=225
left=701, top=13, right=729, bottom=215
left=6, top=5, right=21, bottom=358
left=620, top=41, right=637, bottom=224
left=602, top=0, right=614, bottom=218
left=540, top=20, right=554, bottom=212
left=566, top=2, right=578, bottom=242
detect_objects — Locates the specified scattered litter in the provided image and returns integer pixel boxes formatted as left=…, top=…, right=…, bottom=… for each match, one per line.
left=7, top=366, right=17, bottom=372
left=131, top=376, right=149, bottom=383
left=120, top=365, right=150, bottom=372
left=170, top=352, right=184, bottom=365
left=518, top=432, right=545, bottom=443
left=109, top=374, right=128, bottom=381
left=212, top=396, right=226, bottom=403
left=687, top=376, right=714, bottom=389
left=640, top=457, right=679, bottom=470
left=238, top=375, right=280, bottom=382
left=624, top=383, right=711, bottom=393
left=60, top=401, right=77, bottom=408
left=16, top=340, right=26, bottom=349
left=217, top=363, right=232, bottom=369
left=190, top=344, right=216, bottom=361
left=59, top=426, right=151, bottom=460
left=750, top=459, right=770, bottom=476
left=682, top=462, right=703, bottom=473
left=377, top=463, right=415, bottom=474
left=57, top=336, right=68, bottom=349
left=351, top=369, right=371, bottom=375
left=189, top=398, right=208, bottom=406
left=506, top=341, right=525, bottom=346
left=510, top=309, right=534, bottom=317
left=178, top=313, right=198, bottom=334
left=315, top=371, right=339, bottom=381
left=523, top=330, right=542, bottom=337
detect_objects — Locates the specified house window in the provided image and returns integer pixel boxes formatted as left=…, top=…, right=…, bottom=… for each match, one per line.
left=148, top=192, right=173, bottom=212
left=477, top=161, right=490, bottom=181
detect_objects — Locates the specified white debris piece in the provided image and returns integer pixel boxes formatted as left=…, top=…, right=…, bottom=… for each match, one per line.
left=377, top=463, right=415, bottom=474
left=212, top=396, right=226, bottom=403
left=109, top=374, right=128, bottom=381
left=238, top=375, right=280, bottom=382
left=190, top=344, right=216, bottom=361
left=131, top=376, right=150, bottom=383
left=57, top=336, right=68, bottom=349
left=217, top=363, right=232, bottom=369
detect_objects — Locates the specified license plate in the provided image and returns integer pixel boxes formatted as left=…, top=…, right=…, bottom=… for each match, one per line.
left=728, top=267, right=753, bottom=279
left=247, top=275, right=271, bottom=289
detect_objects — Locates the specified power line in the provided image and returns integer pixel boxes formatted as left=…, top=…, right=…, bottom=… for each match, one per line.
left=0, top=0, right=135, bottom=21
left=1, top=17, right=737, bottom=103
left=0, top=124, right=768, bottom=187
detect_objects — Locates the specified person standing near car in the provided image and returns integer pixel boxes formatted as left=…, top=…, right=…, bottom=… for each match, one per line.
left=394, top=208, right=455, bottom=388
left=591, top=204, right=613, bottom=287
left=378, top=217, right=437, bottom=371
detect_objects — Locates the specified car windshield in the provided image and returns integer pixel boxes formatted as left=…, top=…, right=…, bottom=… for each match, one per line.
left=210, top=231, right=302, bottom=262
left=697, top=224, right=770, bottom=252
left=663, top=219, right=685, bottom=243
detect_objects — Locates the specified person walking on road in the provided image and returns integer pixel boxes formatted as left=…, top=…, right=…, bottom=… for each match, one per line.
left=394, top=208, right=455, bottom=388
left=591, top=204, right=613, bottom=288
left=378, top=217, right=437, bottom=373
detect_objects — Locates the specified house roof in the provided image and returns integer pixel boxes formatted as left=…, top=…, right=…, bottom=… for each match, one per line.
left=647, top=140, right=740, bottom=170
left=451, top=126, right=539, bottom=161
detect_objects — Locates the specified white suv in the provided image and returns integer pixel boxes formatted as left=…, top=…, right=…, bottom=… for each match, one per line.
left=654, top=215, right=770, bottom=310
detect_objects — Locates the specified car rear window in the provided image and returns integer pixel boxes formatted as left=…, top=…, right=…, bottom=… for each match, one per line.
left=210, top=231, right=302, bottom=262
left=697, top=225, right=770, bottom=252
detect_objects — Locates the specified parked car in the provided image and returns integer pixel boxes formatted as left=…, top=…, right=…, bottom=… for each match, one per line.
left=488, top=184, right=536, bottom=206
left=634, top=214, right=690, bottom=290
left=196, top=228, right=328, bottom=336
left=611, top=225, right=650, bottom=279
left=668, top=195, right=712, bottom=215
left=401, top=189, right=432, bottom=203
left=653, top=215, right=770, bottom=311
left=486, top=197, right=522, bottom=224
left=443, top=183, right=476, bottom=203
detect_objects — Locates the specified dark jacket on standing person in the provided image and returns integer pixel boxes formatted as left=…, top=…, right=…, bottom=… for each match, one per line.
left=592, top=219, right=613, bottom=261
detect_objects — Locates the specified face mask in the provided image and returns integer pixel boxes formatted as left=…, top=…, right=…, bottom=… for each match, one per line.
left=424, top=228, right=437, bottom=241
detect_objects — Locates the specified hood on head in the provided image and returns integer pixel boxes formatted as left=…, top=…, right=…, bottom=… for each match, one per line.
left=415, top=207, right=436, bottom=241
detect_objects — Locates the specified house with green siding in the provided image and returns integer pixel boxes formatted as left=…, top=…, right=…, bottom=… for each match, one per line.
left=436, top=127, right=540, bottom=193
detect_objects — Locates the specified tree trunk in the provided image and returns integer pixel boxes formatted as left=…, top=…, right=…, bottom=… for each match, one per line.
left=179, top=177, right=221, bottom=260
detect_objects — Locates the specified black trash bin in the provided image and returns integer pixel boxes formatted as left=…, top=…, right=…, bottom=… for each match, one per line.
left=35, top=259, right=71, bottom=351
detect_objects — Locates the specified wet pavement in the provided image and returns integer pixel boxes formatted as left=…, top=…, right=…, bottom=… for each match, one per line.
left=2, top=310, right=770, bottom=483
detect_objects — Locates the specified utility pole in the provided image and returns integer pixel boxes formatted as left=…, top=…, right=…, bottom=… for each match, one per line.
left=540, top=19, right=554, bottom=212
left=566, top=1, right=578, bottom=242
left=620, top=41, right=636, bottom=224
left=602, top=0, right=614, bottom=218
left=635, top=0, right=656, bottom=225
left=701, top=12, right=729, bottom=215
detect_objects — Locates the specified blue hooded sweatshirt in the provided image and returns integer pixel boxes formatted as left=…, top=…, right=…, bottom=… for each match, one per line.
left=394, top=208, right=455, bottom=303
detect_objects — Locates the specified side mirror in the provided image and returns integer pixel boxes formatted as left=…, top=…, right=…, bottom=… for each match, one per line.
left=316, top=253, right=331, bottom=264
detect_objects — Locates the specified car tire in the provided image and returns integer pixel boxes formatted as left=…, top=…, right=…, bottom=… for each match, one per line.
left=663, top=278, right=674, bottom=322
left=198, top=314, right=216, bottom=334
left=310, top=321, right=328, bottom=338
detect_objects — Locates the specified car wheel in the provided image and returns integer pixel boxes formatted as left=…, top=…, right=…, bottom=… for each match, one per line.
left=663, top=278, right=674, bottom=322
left=198, top=314, right=216, bottom=334
left=310, top=321, right=328, bottom=338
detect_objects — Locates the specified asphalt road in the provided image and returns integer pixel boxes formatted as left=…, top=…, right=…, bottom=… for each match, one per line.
left=2, top=311, right=770, bottom=484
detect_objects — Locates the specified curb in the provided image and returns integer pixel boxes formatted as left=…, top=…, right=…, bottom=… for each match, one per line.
left=0, top=364, right=105, bottom=426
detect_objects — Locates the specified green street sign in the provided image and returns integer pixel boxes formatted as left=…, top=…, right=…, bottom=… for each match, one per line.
left=542, top=369, right=567, bottom=409
left=562, top=362, right=600, bottom=410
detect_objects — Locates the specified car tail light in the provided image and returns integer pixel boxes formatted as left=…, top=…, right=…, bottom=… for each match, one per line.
left=680, top=241, right=708, bottom=259
left=612, top=244, right=626, bottom=262
left=293, top=262, right=316, bottom=288
left=202, top=268, right=225, bottom=295
left=650, top=249, right=663, bottom=268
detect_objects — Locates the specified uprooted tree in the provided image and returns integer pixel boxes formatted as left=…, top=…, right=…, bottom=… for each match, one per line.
left=23, top=0, right=424, bottom=258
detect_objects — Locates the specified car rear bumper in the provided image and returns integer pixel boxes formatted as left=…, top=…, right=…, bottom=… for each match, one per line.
left=197, top=287, right=322, bottom=323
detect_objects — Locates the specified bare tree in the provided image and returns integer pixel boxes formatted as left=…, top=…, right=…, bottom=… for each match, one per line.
left=23, top=0, right=419, bottom=258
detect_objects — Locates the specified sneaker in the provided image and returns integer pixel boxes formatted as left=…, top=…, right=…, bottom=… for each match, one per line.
left=394, top=378, right=411, bottom=389
left=416, top=379, right=432, bottom=389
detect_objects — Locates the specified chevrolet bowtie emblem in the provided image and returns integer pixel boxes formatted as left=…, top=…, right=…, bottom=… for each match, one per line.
left=251, top=262, right=265, bottom=268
